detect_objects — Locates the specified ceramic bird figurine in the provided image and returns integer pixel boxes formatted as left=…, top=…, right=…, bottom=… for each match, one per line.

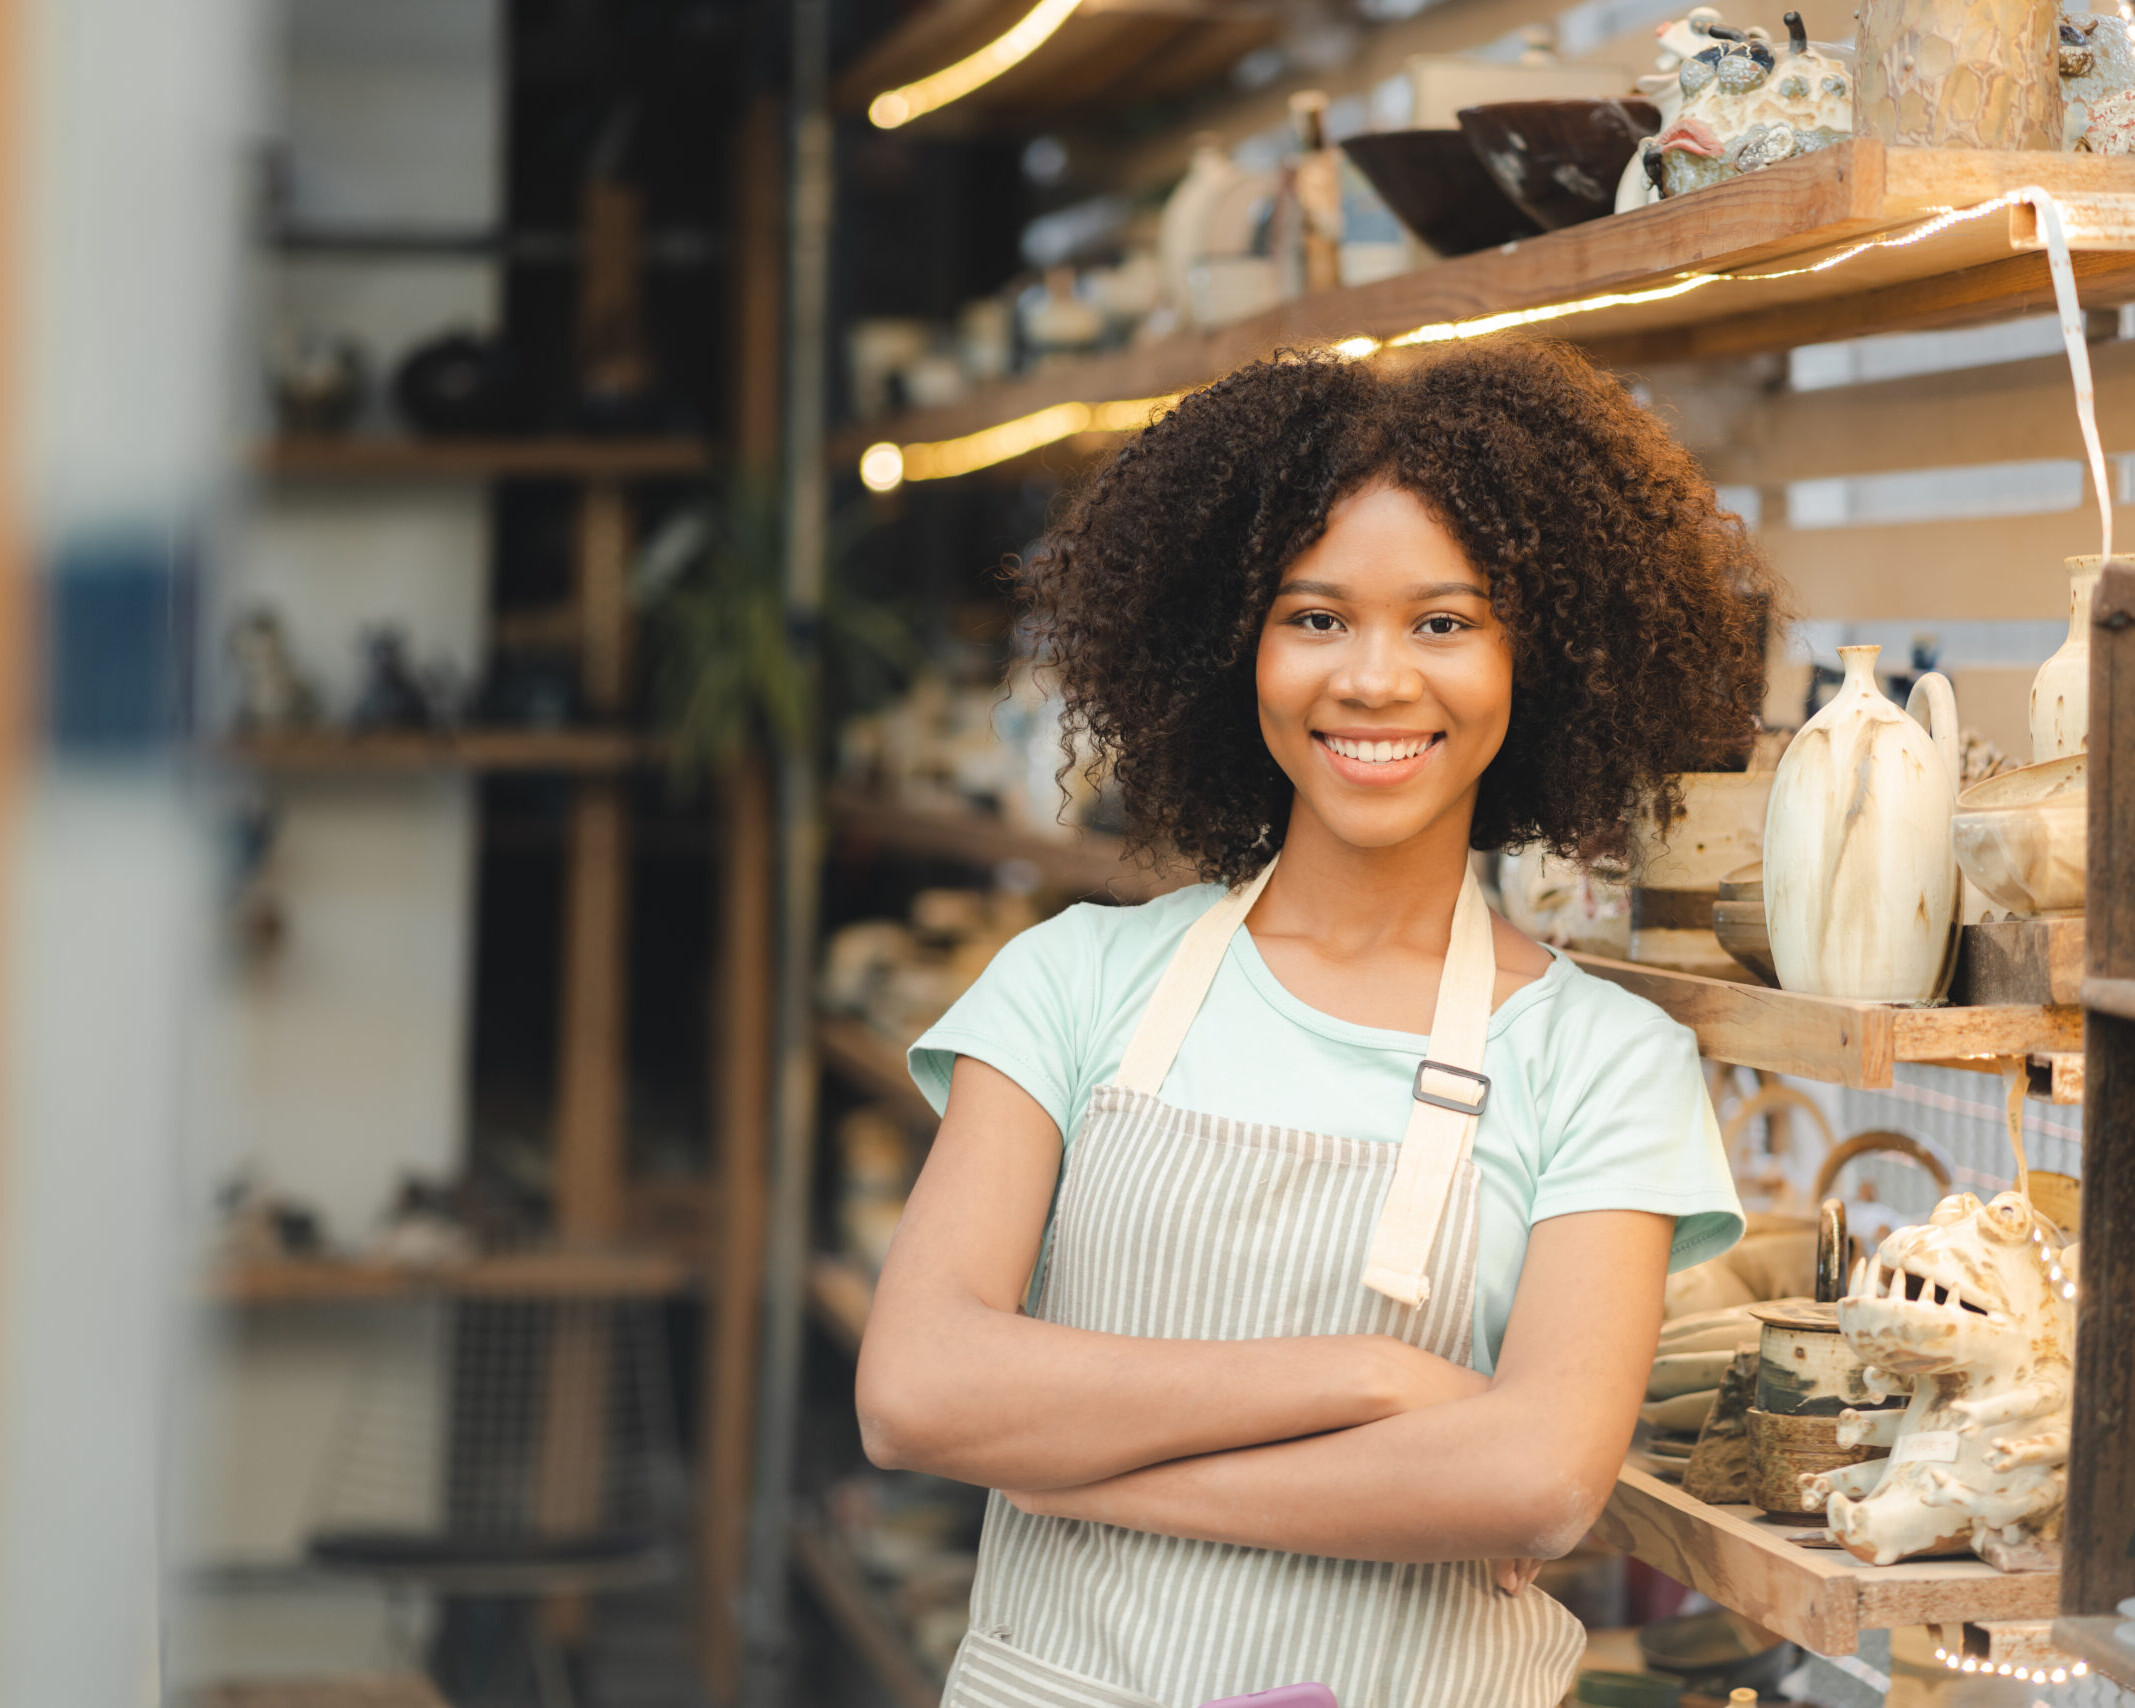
left=1796, top=1191, right=2075, bottom=1572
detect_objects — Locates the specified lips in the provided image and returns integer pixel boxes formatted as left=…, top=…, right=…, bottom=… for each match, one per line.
left=1312, top=730, right=1446, bottom=786
left=1656, top=118, right=1723, bottom=156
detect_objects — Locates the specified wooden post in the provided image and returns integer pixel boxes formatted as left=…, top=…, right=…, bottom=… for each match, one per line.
left=702, top=91, right=784, bottom=1703
left=1854, top=0, right=2063, bottom=150
left=555, top=782, right=627, bottom=1241
left=2065, top=562, right=2135, bottom=1615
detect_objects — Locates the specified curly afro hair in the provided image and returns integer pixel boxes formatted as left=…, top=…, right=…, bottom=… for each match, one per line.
left=1022, top=339, right=1777, bottom=886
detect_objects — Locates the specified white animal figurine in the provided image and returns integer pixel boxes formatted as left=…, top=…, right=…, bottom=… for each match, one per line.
left=1798, top=1191, right=2076, bottom=1572
left=1617, top=6, right=1729, bottom=211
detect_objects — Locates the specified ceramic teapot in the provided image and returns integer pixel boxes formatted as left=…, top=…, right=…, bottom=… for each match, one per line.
left=1762, top=645, right=1960, bottom=1002
left=1645, top=11, right=1853, bottom=198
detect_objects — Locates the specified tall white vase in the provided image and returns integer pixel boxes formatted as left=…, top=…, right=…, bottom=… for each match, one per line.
left=2029, top=555, right=2116, bottom=763
left=1763, top=646, right=1961, bottom=1001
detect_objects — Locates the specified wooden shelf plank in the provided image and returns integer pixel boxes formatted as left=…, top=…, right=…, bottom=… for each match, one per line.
left=2053, top=1616, right=2135, bottom=1690
left=1597, top=1465, right=2060, bottom=1656
left=839, top=144, right=2135, bottom=467
left=224, top=729, right=651, bottom=774
left=208, top=1248, right=696, bottom=1304
left=789, top=1521, right=944, bottom=1708
left=1568, top=955, right=2081, bottom=1089
left=807, top=1254, right=875, bottom=1355
left=824, top=785, right=1174, bottom=901
left=258, top=437, right=711, bottom=480
left=817, top=1014, right=939, bottom=1128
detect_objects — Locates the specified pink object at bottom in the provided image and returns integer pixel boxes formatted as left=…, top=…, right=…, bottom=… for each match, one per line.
left=1195, top=1689, right=1337, bottom=1708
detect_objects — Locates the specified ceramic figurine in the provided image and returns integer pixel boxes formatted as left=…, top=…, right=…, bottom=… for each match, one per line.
left=270, top=331, right=368, bottom=437
left=1645, top=12, right=1852, bottom=200
left=1762, top=646, right=1960, bottom=1001
left=228, top=608, right=319, bottom=732
left=350, top=628, right=435, bottom=733
left=1855, top=0, right=2062, bottom=149
left=1618, top=6, right=1729, bottom=211
left=2061, top=10, right=2135, bottom=149
left=2031, top=555, right=2114, bottom=760
left=1799, top=1191, right=2076, bottom=1572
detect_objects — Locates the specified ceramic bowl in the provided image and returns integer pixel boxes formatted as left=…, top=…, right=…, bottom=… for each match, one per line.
left=1339, top=130, right=1540, bottom=256
left=1712, top=860, right=1777, bottom=985
left=1455, top=97, right=1661, bottom=229
left=1951, top=753, right=2087, bottom=916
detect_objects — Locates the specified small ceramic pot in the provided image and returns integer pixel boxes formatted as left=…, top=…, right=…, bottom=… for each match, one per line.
left=2031, top=555, right=2118, bottom=762
left=1763, top=646, right=1961, bottom=1001
left=1750, top=1298, right=1893, bottom=1416
left=1712, top=861, right=1776, bottom=986
left=1748, top=1407, right=1887, bottom=1516
left=1950, top=753, right=2087, bottom=917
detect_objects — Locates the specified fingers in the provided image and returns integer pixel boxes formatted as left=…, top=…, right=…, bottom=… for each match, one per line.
left=1491, top=1557, right=1544, bottom=1596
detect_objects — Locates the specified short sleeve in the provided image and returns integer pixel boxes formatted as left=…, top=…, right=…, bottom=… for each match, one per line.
left=907, top=908, right=1095, bottom=1137
left=1527, top=1011, right=1744, bottom=1273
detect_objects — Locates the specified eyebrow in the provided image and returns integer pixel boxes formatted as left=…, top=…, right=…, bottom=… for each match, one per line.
left=1276, top=577, right=1490, bottom=600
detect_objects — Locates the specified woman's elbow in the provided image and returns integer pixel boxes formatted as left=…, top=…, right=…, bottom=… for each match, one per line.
left=1501, top=1452, right=1619, bottom=1559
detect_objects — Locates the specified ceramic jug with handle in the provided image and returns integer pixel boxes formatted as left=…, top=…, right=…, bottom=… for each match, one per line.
left=1763, top=645, right=1961, bottom=1001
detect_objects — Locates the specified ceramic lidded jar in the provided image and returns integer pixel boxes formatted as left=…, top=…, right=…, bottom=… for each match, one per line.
left=2030, top=555, right=2117, bottom=763
left=1762, top=645, right=1961, bottom=1002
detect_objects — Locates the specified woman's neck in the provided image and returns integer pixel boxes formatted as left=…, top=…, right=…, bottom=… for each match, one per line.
left=1249, top=792, right=1478, bottom=958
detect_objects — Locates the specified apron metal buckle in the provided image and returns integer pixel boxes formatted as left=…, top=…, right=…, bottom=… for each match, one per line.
left=1412, top=1058, right=1490, bottom=1116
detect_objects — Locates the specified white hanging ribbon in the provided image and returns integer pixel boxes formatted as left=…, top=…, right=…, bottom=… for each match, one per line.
left=2015, top=187, right=2113, bottom=560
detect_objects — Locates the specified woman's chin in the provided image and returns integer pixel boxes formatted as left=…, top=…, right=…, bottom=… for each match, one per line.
left=1295, top=794, right=1460, bottom=854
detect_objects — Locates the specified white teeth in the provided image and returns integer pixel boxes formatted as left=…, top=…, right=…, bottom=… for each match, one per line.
left=1325, top=735, right=1435, bottom=764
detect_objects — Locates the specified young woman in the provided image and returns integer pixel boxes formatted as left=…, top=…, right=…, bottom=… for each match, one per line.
left=856, top=341, right=1769, bottom=1708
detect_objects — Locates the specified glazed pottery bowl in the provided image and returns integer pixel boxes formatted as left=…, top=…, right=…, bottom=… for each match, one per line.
left=1951, top=753, right=2087, bottom=916
left=1712, top=861, right=1776, bottom=986
left=1455, top=97, right=1661, bottom=229
left=1339, top=130, right=1540, bottom=255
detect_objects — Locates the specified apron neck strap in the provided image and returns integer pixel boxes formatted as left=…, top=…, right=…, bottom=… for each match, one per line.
left=1113, top=853, right=1281, bottom=1096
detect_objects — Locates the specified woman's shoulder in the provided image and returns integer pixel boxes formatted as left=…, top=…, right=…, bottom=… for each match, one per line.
left=1500, top=947, right=1698, bottom=1064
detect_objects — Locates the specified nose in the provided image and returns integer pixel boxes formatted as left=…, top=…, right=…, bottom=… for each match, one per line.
left=1330, top=629, right=1426, bottom=707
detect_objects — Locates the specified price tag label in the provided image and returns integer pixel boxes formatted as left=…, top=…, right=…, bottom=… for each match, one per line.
left=1893, top=1429, right=1960, bottom=1465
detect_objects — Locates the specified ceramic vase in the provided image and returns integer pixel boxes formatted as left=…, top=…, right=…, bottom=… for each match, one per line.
left=1762, top=646, right=1960, bottom=1002
left=1855, top=0, right=2063, bottom=149
left=2030, top=555, right=2117, bottom=763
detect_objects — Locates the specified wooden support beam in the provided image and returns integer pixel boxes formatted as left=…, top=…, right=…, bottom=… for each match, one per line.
left=576, top=482, right=632, bottom=716
left=2066, top=561, right=2135, bottom=1617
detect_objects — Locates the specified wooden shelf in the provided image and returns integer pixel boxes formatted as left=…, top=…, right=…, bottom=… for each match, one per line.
left=259, top=437, right=711, bottom=480
left=789, top=1520, right=944, bottom=1708
left=1597, top=1465, right=2060, bottom=1656
left=846, top=144, right=2135, bottom=465
left=2053, top=1616, right=2135, bottom=1690
left=807, top=1253, right=875, bottom=1355
left=224, top=729, right=652, bottom=774
left=818, top=1013, right=939, bottom=1128
left=831, top=0, right=1278, bottom=131
left=824, top=785, right=1174, bottom=901
left=208, top=1247, right=697, bottom=1304
left=1568, top=955, right=2081, bottom=1090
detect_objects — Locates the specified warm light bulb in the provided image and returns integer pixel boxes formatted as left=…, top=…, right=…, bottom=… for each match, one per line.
left=859, top=441, right=906, bottom=493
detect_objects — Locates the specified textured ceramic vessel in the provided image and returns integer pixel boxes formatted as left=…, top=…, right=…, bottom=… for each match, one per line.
left=1762, top=646, right=1960, bottom=1001
left=1855, top=0, right=2062, bottom=149
left=2030, top=555, right=2116, bottom=763
left=1951, top=753, right=2087, bottom=917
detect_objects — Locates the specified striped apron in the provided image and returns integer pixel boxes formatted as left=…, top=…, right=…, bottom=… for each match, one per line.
left=942, top=862, right=1587, bottom=1708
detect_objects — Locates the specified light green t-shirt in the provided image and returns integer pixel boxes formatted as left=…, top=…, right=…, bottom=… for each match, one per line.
left=909, top=882, right=1743, bottom=1374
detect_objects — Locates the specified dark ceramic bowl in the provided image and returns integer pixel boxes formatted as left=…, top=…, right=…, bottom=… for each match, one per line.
left=1454, top=97, right=1661, bottom=230
left=1339, top=129, right=1540, bottom=257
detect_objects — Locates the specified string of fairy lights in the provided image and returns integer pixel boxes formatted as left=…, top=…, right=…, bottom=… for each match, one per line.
left=857, top=191, right=2055, bottom=493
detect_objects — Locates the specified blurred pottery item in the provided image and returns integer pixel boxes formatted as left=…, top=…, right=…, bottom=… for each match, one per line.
left=1457, top=98, right=1661, bottom=228
left=1650, top=1347, right=1743, bottom=1398
left=1496, top=847, right=1631, bottom=955
left=1748, top=1406, right=1886, bottom=1516
left=1160, top=137, right=1244, bottom=317
left=1338, top=131, right=1539, bottom=257
left=393, top=330, right=531, bottom=437
left=1683, top=1347, right=1760, bottom=1503
left=2062, top=12, right=2135, bottom=148
left=2077, top=84, right=2135, bottom=152
left=1855, top=0, right=2061, bottom=149
left=1810, top=1190, right=2076, bottom=1570
left=350, top=628, right=434, bottom=732
left=1575, top=1669, right=1682, bottom=1707
left=1656, top=1303, right=1765, bottom=1354
left=1649, top=13, right=1853, bottom=199
left=1720, top=1082, right=1835, bottom=1211
left=1629, top=884, right=1745, bottom=978
left=1950, top=753, right=2087, bottom=917
left=1642, top=1387, right=1724, bottom=1432
left=1763, top=645, right=1961, bottom=1001
left=270, top=331, right=368, bottom=436
left=1187, top=256, right=1281, bottom=329
left=1638, top=1605, right=1792, bottom=1700
left=1635, top=772, right=1775, bottom=888
left=1713, top=862, right=1776, bottom=985
left=228, top=608, right=319, bottom=733
left=2031, top=555, right=2115, bottom=761
left=1022, top=267, right=1105, bottom=358
left=1812, top=1127, right=1953, bottom=1209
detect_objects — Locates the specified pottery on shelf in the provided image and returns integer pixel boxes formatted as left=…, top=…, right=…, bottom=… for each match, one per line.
left=1712, top=861, right=1776, bottom=985
left=2031, top=554, right=2115, bottom=762
left=1455, top=98, right=1661, bottom=229
left=1762, top=646, right=1961, bottom=1002
left=1854, top=0, right=2061, bottom=150
left=1338, top=131, right=1539, bottom=257
left=1647, top=12, right=1853, bottom=200
left=1950, top=752, right=2087, bottom=917
left=2062, top=11, right=2135, bottom=149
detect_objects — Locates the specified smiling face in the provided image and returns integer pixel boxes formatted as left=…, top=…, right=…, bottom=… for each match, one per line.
left=1255, top=481, right=1514, bottom=855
